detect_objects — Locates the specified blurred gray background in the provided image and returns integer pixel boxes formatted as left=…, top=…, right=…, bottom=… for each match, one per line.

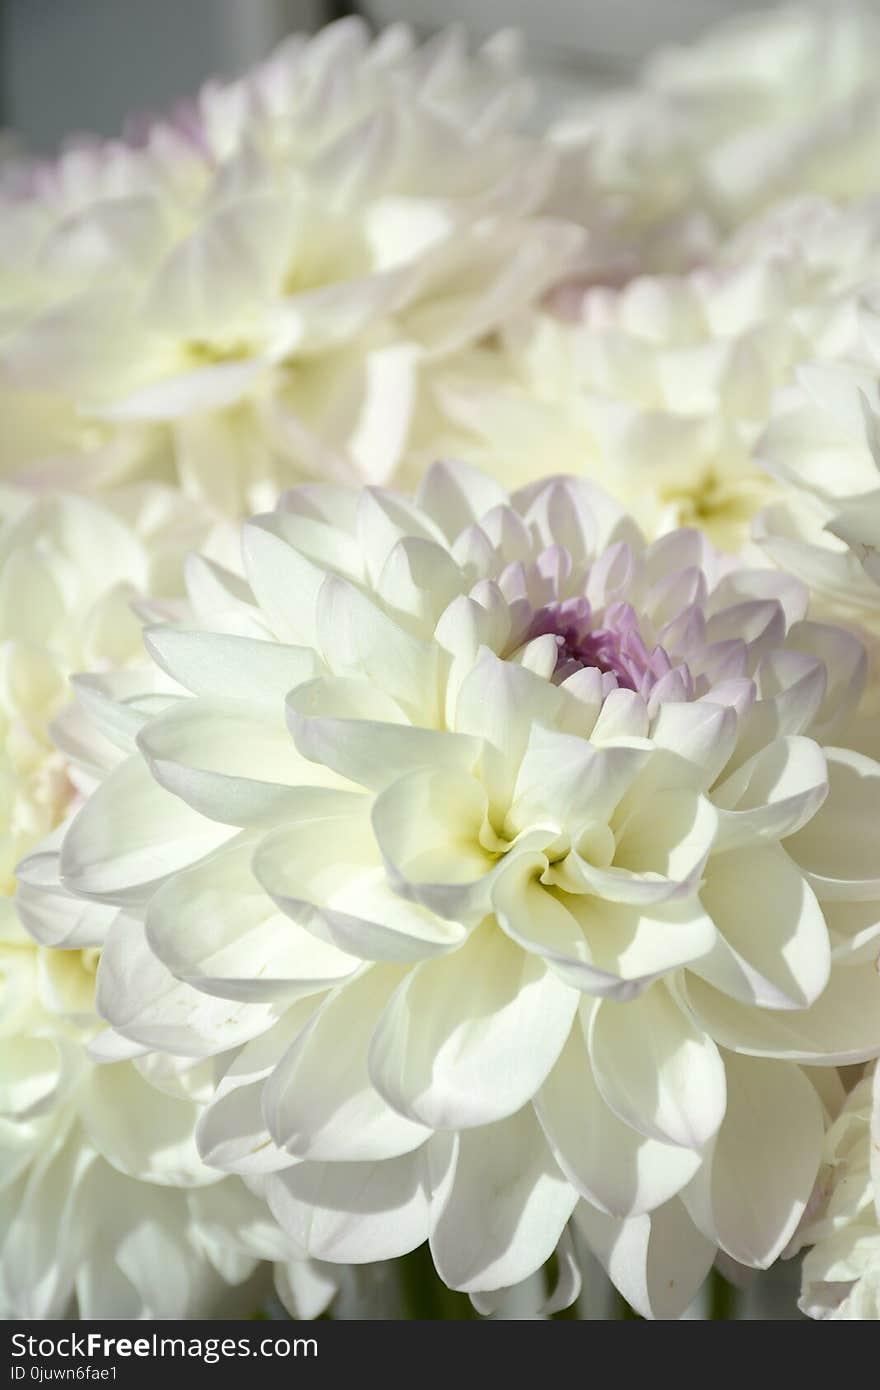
left=1, top=0, right=783, bottom=152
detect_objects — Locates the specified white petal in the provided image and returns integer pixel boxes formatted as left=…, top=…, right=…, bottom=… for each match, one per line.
left=4, top=286, right=155, bottom=397
left=97, top=358, right=266, bottom=419
left=647, top=706, right=739, bottom=795
left=275, top=264, right=417, bottom=354
left=253, top=805, right=465, bottom=962
left=143, top=194, right=292, bottom=339
left=147, top=837, right=360, bottom=1001
left=183, top=553, right=265, bottom=634
left=86, top=1030, right=149, bottom=1063
left=137, top=696, right=344, bottom=828
left=287, top=674, right=480, bottom=791
left=3, top=1129, right=95, bottom=1319
left=709, top=568, right=808, bottom=628
left=574, top=1197, right=715, bottom=1320
left=566, top=894, right=718, bottom=987
left=536, top=1030, right=700, bottom=1218
left=590, top=688, right=650, bottom=743
left=788, top=620, right=867, bottom=742
left=189, top=1178, right=293, bottom=1267
left=614, top=787, right=718, bottom=889
left=368, top=923, right=578, bottom=1129
left=315, top=574, right=439, bottom=721
left=786, top=747, right=880, bottom=899
left=704, top=598, right=786, bottom=666
left=508, top=725, right=648, bottom=835
left=429, top=1108, right=577, bottom=1293
left=77, top=1061, right=213, bottom=1187
left=196, top=1006, right=317, bottom=1174
left=495, top=853, right=716, bottom=997
left=355, top=486, right=448, bottom=585
left=683, top=1051, right=824, bottom=1268
left=79, top=1171, right=218, bottom=1318
left=0, top=1034, right=74, bottom=1121
left=711, top=736, right=828, bottom=851
left=143, top=625, right=320, bottom=702
left=344, top=342, right=420, bottom=483
left=60, top=754, right=234, bottom=903
left=693, top=843, right=831, bottom=1009
left=240, top=515, right=327, bottom=646
left=68, top=669, right=181, bottom=760
left=371, top=765, right=497, bottom=922
left=416, top=459, right=508, bottom=540
left=588, top=985, right=727, bottom=1149
left=264, top=965, right=430, bottom=1161
left=273, top=490, right=362, bottom=569
left=15, top=876, right=116, bottom=950
left=684, top=961, right=880, bottom=1065
left=96, top=912, right=275, bottom=1058
left=376, top=536, right=464, bottom=627
left=453, top=649, right=563, bottom=812
left=265, top=1149, right=433, bottom=1263
left=274, top=1260, right=338, bottom=1321
left=568, top=789, right=717, bottom=906
left=747, top=649, right=826, bottom=750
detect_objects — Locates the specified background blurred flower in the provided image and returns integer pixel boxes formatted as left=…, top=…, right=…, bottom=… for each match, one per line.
left=409, top=193, right=880, bottom=555
left=756, top=352, right=880, bottom=632
left=552, top=1, right=880, bottom=271
left=0, top=19, right=584, bottom=518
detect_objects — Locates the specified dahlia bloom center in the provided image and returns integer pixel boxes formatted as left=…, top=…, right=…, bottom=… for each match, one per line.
left=521, top=593, right=692, bottom=697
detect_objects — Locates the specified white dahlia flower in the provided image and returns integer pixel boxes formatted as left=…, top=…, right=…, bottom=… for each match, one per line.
left=415, top=195, right=880, bottom=552
left=552, top=1, right=880, bottom=270
left=0, top=486, right=334, bottom=1319
left=0, top=18, right=583, bottom=516
left=25, top=463, right=880, bottom=1319
left=790, top=1064, right=880, bottom=1319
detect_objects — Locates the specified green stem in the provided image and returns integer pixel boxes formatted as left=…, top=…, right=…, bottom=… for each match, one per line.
left=709, top=1268, right=738, bottom=1321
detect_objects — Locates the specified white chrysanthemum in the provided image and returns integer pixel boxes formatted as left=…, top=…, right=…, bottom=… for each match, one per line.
left=790, top=1064, right=880, bottom=1319
left=0, top=18, right=583, bottom=516
left=413, top=195, right=880, bottom=552
left=0, top=487, right=334, bottom=1319
left=552, top=1, right=880, bottom=270
left=26, top=463, right=880, bottom=1319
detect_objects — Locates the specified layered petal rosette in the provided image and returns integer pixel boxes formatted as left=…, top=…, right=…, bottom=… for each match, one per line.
left=0, top=19, right=583, bottom=515
left=0, top=486, right=331, bottom=1319
left=790, top=1063, right=880, bottom=1319
left=24, top=463, right=880, bottom=1318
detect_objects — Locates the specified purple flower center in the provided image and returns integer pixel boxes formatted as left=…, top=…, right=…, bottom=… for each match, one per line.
left=526, top=596, right=691, bottom=698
